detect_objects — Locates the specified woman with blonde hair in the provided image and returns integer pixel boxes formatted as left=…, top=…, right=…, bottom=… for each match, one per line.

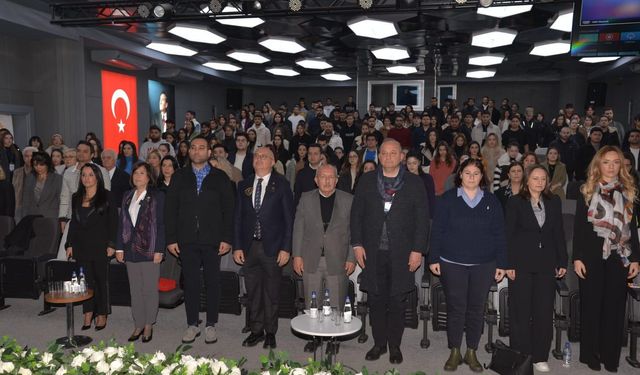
left=573, top=145, right=640, bottom=372
left=481, top=133, right=505, bottom=187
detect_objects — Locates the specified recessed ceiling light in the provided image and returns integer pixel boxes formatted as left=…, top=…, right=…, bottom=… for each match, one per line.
left=266, top=67, right=300, bottom=77
left=146, top=41, right=198, bottom=56
left=258, top=36, right=306, bottom=54
left=530, top=40, right=570, bottom=56
left=579, top=56, right=620, bottom=63
left=226, top=49, right=270, bottom=63
left=386, top=65, right=417, bottom=74
left=295, top=58, right=333, bottom=70
left=466, top=69, right=496, bottom=79
left=216, top=4, right=265, bottom=28
left=477, top=4, right=532, bottom=18
left=347, top=16, right=398, bottom=39
left=203, top=60, right=242, bottom=71
left=550, top=8, right=574, bottom=33
left=471, top=29, right=518, bottom=48
left=468, top=53, right=505, bottom=66
left=322, top=73, right=351, bottom=81
left=168, top=23, right=226, bottom=44
left=371, top=46, right=410, bottom=61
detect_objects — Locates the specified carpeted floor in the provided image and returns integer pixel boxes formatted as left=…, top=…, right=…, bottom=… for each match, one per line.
left=0, top=297, right=637, bottom=374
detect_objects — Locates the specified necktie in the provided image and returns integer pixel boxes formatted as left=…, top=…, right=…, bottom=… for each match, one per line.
left=254, top=178, right=263, bottom=239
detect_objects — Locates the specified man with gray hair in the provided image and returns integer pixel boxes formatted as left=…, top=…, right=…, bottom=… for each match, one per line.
left=12, top=146, right=38, bottom=220
left=101, top=149, right=130, bottom=206
left=292, top=164, right=355, bottom=352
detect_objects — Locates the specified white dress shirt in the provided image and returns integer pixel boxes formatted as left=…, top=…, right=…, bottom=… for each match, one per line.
left=252, top=173, right=271, bottom=208
left=128, top=190, right=147, bottom=227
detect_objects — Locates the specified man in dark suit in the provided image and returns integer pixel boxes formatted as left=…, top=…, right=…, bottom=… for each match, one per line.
left=101, top=149, right=130, bottom=206
left=293, top=143, right=323, bottom=207
left=228, top=133, right=254, bottom=180
left=234, top=146, right=294, bottom=349
left=165, top=136, right=235, bottom=345
left=350, top=139, right=429, bottom=364
left=293, top=164, right=355, bottom=352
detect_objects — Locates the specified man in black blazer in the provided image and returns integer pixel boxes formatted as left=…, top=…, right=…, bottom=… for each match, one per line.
left=350, top=139, right=429, bottom=364
left=101, top=149, right=130, bottom=206
left=165, top=137, right=235, bottom=345
left=228, top=133, right=254, bottom=180
left=234, top=146, right=294, bottom=349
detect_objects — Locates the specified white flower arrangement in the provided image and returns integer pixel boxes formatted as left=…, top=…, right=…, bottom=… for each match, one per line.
left=0, top=336, right=411, bottom=375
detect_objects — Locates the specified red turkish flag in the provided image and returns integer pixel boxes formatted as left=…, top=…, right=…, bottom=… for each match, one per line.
left=101, top=70, right=138, bottom=152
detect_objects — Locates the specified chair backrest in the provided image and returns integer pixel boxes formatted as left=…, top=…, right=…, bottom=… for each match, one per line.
left=26, top=218, right=60, bottom=256
left=0, top=216, right=15, bottom=248
left=160, top=252, right=181, bottom=281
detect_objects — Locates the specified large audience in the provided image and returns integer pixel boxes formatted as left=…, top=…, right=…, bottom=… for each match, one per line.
left=1, top=95, right=640, bottom=372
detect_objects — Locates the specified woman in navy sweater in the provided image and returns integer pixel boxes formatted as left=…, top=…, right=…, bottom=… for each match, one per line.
left=428, top=158, right=507, bottom=372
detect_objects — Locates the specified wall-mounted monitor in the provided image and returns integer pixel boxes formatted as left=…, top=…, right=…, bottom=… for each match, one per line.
left=571, top=0, right=640, bottom=57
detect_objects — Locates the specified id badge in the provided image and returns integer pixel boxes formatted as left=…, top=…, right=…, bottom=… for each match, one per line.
left=384, top=201, right=392, bottom=212
left=9, top=163, right=14, bottom=172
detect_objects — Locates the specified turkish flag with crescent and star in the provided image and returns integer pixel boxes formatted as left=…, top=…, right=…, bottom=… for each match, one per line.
left=101, top=70, right=138, bottom=152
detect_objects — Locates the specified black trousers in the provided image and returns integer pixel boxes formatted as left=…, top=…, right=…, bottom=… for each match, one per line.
left=181, top=244, right=221, bottom=327
left=78, top=259, right=109, bottom=315
left=369, top=251, right=408, bottom=348
left=508, top=270, right=555, bottom=362
left=244, top=241, right=282, bottom=335
left=440, top=260, right=495, bottom=350
left=579, top=254, right=628, bottom=369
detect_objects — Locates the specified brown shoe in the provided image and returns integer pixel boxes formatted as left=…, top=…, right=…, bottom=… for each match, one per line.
left=463, top=348, right=483, bottom=373
left=444, top=347, right=462, bottom=371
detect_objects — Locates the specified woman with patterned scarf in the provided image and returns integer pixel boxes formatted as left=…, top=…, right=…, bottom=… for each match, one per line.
left=115, top=162, right=165, bottom=343
left=573, top=146, right=640, bottom=372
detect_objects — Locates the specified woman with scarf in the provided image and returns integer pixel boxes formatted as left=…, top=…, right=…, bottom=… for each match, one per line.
left=573, top=146, right=640, bottom=372
left=115, top=162, right=165, bottom=343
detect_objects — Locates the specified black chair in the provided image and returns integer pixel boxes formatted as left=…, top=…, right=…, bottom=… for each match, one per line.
left=485, top=282, right=499, bottom=353
left=158, top=253, right=183, bottom=308
left=419, top=271, right=431, bottom=349
left=0, top=215, right=16, bottom=310
left=108, top=261, right=131, bottom=307
left=0, top=218, right=59, bottom=306
left=38, top=260, right=83, bottom=315
left=626, top=286, right=640, bottom=368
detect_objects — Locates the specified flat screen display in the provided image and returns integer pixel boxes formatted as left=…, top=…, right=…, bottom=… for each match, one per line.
left=581, top=0, right=640, bottom=26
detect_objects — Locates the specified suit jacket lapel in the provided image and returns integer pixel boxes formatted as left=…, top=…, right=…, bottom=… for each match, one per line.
left=309, top=191, right=324, bottom=233
left=326, top=192, right=341, bottom=232
left=261, top=176, right=276, bottom=207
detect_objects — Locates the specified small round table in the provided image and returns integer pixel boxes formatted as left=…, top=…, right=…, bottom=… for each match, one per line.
left=291, top=313, right=362, bottom=365
left=45, top=290, right=94, bottom=348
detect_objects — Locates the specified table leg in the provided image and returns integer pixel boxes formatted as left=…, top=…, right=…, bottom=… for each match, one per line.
left=54, top=303, right=92, bottom=348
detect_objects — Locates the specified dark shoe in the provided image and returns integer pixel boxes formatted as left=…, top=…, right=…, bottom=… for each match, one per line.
left=464, top=348, right=483, bottom=373
left=81, top=324, right=92, bottom=331
left=141, top=329, right=153, bottom=343
left=304, top=339, right=319, bottom=352
left=586, top=361, right=601, bottom=371
left=242, top=332, right=265, bottom=347
left=365, top=346, right=387, bottom=361
left=128, top=330, right=143, bottom=342
left=604, top=365, right=617, bottom=373
left=95, top=324, right=106, bottom=331
left=263, top=333, right=276, bottom=349
left=444, top=347, right=463, bottom=372
left=389, top=346, right=403, bottom=364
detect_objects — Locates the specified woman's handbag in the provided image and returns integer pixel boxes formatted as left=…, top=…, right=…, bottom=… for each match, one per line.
left=485, top=340, right=533, bottom=375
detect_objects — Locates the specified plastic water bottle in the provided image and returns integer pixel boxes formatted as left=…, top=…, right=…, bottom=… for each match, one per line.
left=323, top=289, right=331, bottom=316
left=343, top=296, right=352, bottom=323
left=78, top=267, right=86, bottom=293
left=309, top=291, right=318, bottom=318
left=562, top=341, right=571, bottom=368
left=71, top=271, right=78, bottom=293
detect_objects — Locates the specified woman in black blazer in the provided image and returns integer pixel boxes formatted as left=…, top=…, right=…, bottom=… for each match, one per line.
left=65, top=163, right=118, bottom=331
left=22, top=152, right=63, bottom=218
left=573, top=146, right=640, bottom=372
left=505, top=164, right=568, bottom=373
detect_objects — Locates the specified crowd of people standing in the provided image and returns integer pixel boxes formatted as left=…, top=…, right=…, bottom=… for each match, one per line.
left=1, top=95, right=640, bottom=372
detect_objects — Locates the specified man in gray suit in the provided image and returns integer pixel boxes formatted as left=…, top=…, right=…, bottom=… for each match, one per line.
left=292, top=163, right=355, bottom=352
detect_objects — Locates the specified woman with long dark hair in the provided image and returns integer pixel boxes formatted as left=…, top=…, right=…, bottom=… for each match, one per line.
left=290, top=123, right=313, bottom=159
left=176, top=141, right=190, bottom=169
left=158, top=155, right=178, bottom=193
left=285, top=143, right=307, bottom=190
left=28, top=136, right=44, bottom=152
left=495, top=161, right=525, bottom=211
left=541, top=146, right=567, bottom=200
left=429, top=158, right=506, bottom=372
left=573, top=146, right=640, bottom=371
left=115, top=162, right=165, bottom=343
left=505, top=165, right=567, bottom=373
left=65, top=163, right=117, bottom=331
left=429, top=141, right=457, bottom=195
left=406, top=152, right=435, bottom=219
left=337, top=150, right=362, bottom=193
left=117, top=141, right=138, bottom=175
left=420, top=128, right=439, bottom=167
left=22, top=152, right=62, bottom=218
left=272, top=135, right=289, bottom=167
